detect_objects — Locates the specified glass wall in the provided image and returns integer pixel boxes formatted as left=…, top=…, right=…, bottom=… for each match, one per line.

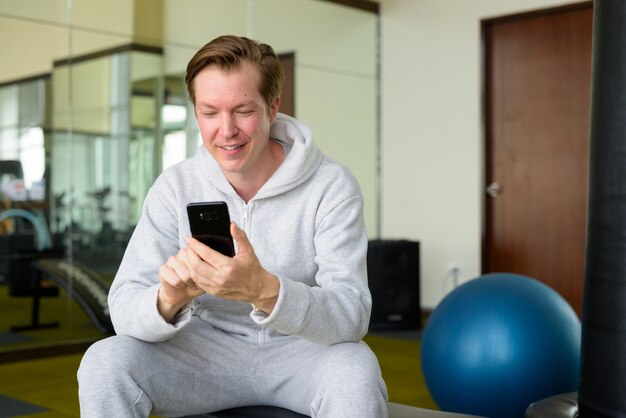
left=47, top=48, right=163, bottom=273
left=0, top=0, right=378, bottom=356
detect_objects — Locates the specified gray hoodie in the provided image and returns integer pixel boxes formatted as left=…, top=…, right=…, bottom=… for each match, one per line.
left=108, top=113, right=371, bottom=346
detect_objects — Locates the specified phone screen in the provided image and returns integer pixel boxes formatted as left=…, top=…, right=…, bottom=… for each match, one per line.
left=186, top=201, right=235, bottom=257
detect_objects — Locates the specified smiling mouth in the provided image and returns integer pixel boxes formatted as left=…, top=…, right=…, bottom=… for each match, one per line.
left=221, top=144, right=243, bottom=151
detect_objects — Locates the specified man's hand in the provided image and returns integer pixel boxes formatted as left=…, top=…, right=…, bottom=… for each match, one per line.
left=184, top=222, right=280, bottom=314
left=158, top=250, right=205, bottom=323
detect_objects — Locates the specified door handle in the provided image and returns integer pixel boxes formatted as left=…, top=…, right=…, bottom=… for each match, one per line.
left=486, top=182, right=502, bottom=198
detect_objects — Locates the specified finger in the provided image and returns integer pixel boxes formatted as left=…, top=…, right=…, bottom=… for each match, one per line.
left=159, top=263, right=187, bottom=289
left=185, top=236, right=224, bottom=267
left=165, top=253, right=200, bottom=290
left=168, top=253, right=192, bottom=280
left=182, top=244, right=226, bottom=292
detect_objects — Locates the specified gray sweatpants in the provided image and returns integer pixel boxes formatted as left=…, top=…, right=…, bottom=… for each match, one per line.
left=77, top=316, right=388, bottom=417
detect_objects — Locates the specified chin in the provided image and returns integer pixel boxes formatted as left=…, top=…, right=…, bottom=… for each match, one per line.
left=219, top=161, right=245, bottom=174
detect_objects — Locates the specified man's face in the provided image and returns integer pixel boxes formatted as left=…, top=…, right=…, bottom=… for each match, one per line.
left=193, top=62, right=279, bottom=178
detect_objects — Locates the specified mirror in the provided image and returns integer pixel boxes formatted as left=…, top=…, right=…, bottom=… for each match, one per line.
left=0, top=0, right=378, bottom=356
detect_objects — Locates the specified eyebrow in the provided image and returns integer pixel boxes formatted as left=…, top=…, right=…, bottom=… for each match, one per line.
left=196, top=100, right=258, bottom=110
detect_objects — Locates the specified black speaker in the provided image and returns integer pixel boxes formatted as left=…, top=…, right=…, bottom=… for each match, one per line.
left=367, top=239, right=420, bottom=330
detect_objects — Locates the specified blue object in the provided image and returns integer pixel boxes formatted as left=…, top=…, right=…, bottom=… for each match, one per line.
left=421, top=273, right=581, bottom=418
left=0, top=208, right=52, bottom=251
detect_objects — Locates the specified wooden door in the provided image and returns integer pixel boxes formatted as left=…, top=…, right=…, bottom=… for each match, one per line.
left=483, top=3, right=593, bottom=317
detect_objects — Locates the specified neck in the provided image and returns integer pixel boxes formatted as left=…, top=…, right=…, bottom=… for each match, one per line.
left=227, top=140, right=284, bottom=203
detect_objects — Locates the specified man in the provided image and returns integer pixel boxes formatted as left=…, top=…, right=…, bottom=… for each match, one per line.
left=78, top=35, right=388, bottom=418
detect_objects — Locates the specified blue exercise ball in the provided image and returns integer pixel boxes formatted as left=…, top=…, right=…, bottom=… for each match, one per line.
left=421, top=273, right=581, bottom=418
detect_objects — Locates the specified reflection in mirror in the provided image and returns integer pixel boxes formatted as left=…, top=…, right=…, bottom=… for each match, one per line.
left=0, top=0, right=378, bottom=358
left=51, top=47, right=163, bottom=269
left=0, top=76, right=48, bottom=200
left=162, top=75, right=193, bottom=170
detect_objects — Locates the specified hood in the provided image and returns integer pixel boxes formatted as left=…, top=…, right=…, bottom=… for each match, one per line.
left=194, top=113, right=324, bottom=200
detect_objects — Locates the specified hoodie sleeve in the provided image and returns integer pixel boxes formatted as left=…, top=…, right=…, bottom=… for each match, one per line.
left=107, top=180, right=193, bottom=342
left=250, top=184, right=371, bottom=345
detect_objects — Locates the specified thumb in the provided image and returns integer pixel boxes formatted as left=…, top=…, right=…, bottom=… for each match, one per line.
left=231, top=222, right=251, bottom=253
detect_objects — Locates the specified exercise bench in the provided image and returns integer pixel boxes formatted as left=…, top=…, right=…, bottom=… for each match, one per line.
left=185, top=402, right=486, bottom=417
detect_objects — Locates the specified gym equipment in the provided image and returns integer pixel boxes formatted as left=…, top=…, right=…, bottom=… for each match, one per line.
left=0, top=208, right=52, bottom=251
left=0, top=160, right=25, bottom=201
left=186, top=402, right=486, bottom=417
left=526, top=392, right=578, bottom=418
left=6, top=254, right=113, bottom=334
left=577, top=0, right=626, bottom=416
left=0, top=208, right=113, bottom=334
left=5, top=248, right=64, bottom=332
left=0, top=209, right=61, bottom=331
left=29, top=258, right=113, bottom=334
left=0, top=160, right=24, bottom=180
left=421, top=273, right=580, bottom=418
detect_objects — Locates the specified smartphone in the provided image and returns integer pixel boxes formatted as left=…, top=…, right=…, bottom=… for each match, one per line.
left=186, top=201, right=235, bottom=257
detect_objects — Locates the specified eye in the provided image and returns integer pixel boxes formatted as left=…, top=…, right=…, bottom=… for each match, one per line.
left=237, top=109, right=254, bottom=116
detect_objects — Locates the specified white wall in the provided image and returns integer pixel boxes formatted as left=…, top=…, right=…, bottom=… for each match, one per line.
left=379, top=0, right=588, bottom=310
left=0, top=0, right=135, bottom=81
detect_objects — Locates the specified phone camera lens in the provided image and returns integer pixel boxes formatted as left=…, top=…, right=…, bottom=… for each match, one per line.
left=201, top=211, right=218, bottom=221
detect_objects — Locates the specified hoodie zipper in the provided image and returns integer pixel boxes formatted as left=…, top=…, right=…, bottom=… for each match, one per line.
left=239, top=200, right=268, bottom=344
left=241, top=201, right=250, bottom=232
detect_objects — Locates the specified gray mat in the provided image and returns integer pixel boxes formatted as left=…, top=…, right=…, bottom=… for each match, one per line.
left=0, top=394, right=47, bottom=417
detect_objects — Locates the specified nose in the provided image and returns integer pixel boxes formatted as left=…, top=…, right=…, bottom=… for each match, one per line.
left=220, top=114, right=238, bottom=138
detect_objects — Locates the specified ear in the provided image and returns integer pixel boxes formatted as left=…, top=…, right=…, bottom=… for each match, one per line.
left=269, top=96, right=281, bottom=123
